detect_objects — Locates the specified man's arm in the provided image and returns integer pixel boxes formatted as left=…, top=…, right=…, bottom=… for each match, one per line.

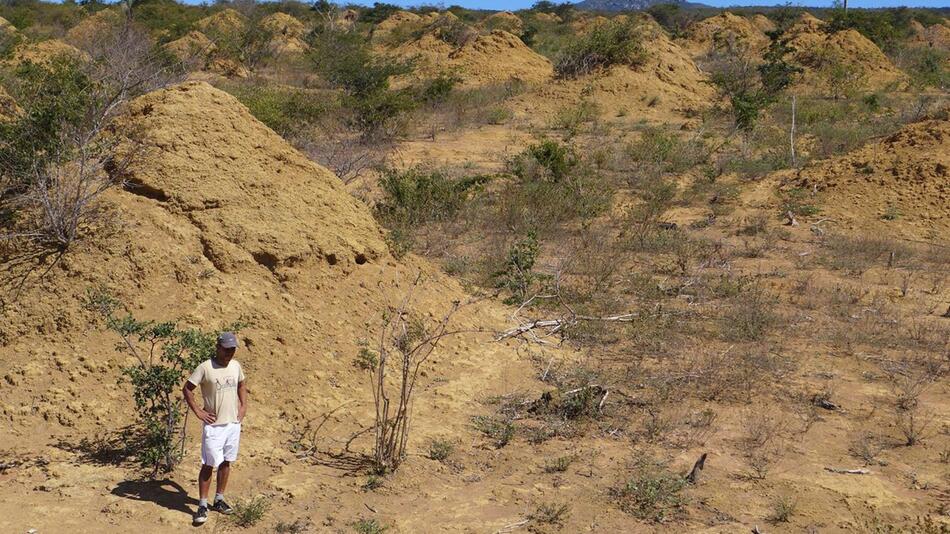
left=183, top=381, right=216, bottom=424
left=237, top=380, right=248, bottom=422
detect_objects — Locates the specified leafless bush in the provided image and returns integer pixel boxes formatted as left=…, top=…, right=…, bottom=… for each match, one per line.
left=1, top=14, right=178, bottom=295
left=738, top=410, right=785, bottom=479
left=301, top=119, right=391, bottom=184
left=895, top=406, right=934, bottom=447
left=849, top=433, right=885, bottom=465
left=366, top=275, right=461, bottom=472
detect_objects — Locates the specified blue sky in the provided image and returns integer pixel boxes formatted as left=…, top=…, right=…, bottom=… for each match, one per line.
left=342, top=0, right=949, bottom=9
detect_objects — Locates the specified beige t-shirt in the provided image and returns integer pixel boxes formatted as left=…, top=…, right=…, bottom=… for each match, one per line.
left=187, top=359, right=245, bottom=426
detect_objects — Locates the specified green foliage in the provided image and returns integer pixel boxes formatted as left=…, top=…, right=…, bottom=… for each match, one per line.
left=472, top=415, right=516, bottom=448
left=427, top=438, right=454, bottom=461
left=530, top=502, right=571, bottom=526
left=420, top=73, right=460, bottom=103
left=614, top=458, right=687, bottom=522
left=230, top=496, right=269, bottom=527
left=310, top=28, right=416, bottom=139
left=826, top=5, right=916, bottom=50
left=222, top=83, right=331, bottom=138
left=543, top=454, right=575, bottom=473
left=360, top=3, right=401, bottom=25
left=363, top=474, right=384, bottom=491
left=0, top=56, right=93, bottom=188
left=758, top=32, right=802, bottom=96
left=721, top=288, right=777, bottom=342
left=131, top=0, right=208, bottom=43
left=710, top=31, right=799, bottom=132
left=354, top=347, right=379, bottom=371
left=627, top=128, right=708, bottom=175
left=779, top=187, right=820, bottom=218
left=646, top=4, right=699, bottom=38
left=513, top=138, right=576, bottom=182
left=770, top=494, right=797, bottom=523
left=899, top=45, right=949, bottom=90
left=376, top=167, right=487, bottom=228
left=353, top=519, right=388, bottom=534
left=493, top=232, right=542, bottom=305
left=503, top=139, right=610, bottom=232
left=83, top=286, right=243, bottom=476
left=554, top=19, right=646, bottom=78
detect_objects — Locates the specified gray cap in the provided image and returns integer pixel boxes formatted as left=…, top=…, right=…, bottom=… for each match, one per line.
left=217, top=332, right=239, bottom=349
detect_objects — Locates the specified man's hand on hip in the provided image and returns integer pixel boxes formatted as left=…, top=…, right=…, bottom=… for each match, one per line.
left=197, top=409, right=216, bottom=424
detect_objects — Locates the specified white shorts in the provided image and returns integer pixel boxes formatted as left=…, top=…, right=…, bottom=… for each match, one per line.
left=201, top=422, right=241, bottom=468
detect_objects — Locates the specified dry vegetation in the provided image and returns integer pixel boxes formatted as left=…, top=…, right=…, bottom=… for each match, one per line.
left=0, top=1, right=948, bottom=533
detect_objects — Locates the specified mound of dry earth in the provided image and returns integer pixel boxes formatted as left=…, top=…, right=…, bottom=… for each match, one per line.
left=481, top=11, right=523, bottom=36
left=786, top=23, right=906, bottom=93
left=908, top=20, right=950, bottom=48
left=751, top=13, right=775, bottom=33
left=371, top=10, right=445, bottom=46
left=515, top=18, right=714, bottom=122
left=0, top=85, right=19, bottom=120
left=0, top=81, right=541, bottom=532
left=64, top=7, right=124, bottom=51
left=386, top=16, right=553, bottom=88
left=5, top=39, right=89, bottom=66
left=259, top=12, right=309, bottom=54
left=789, top=117, right=950, bottom=239
left=684, top=12, right=769, bottom=56
left=195, top=8, right=247, bottom=38
left=163, top=30, right=215, bottom=65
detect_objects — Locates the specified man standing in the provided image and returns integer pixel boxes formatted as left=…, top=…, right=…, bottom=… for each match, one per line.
left=183, top=332, right=248, bottom=525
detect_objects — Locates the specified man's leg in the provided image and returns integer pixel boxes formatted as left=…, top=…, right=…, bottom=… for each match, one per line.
left=215, top=461, right=230, bottom=496
left=198, top=465, right=214, bottom=501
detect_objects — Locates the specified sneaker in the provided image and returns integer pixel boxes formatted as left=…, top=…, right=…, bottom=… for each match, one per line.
left=193, top=505, right=208, bottom=525
left=212, top=499, right=233, bottom=515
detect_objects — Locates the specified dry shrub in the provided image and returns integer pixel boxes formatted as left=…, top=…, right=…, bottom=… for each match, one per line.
left=819, top=234, right=915, bottom=273
left=849, top=432, right=885, bottom=465
left=720, top=288, right=779, bottom=342
left=738, top=409, right=786, bottom=479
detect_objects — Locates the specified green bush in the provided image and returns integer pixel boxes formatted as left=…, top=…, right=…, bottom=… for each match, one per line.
left=353, top=518, right=388, bottom=534
left=554, top=19, right=646, bottom=78
left=230, top=496, right=269, bottom=527
left=512, top=138, right=577, bottom=182
left=627, top=128, right=708, bottom=174
left=427, top=438, right=454, bottom=461
left=614, top=458, right=687, bottom=522
left=472, top=415, right=516, bottom=448
left=0, top=56, right=93, bottom=187
left=376, top=167, right=488, bottom=227
left=222, top=83, right=332, bottom=138
left=84, top=287, right=245, bottom=476
left=493, top=232, right=544, bottom=305
left=899, top=45, right=949, bottom=90
left=310, top=28, right=416, bottom=139
left=502, top=139, right=611, bottom=232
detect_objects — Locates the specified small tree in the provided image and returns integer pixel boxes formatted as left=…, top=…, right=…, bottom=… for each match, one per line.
left=554, top=18, right=646, bottom=79
left=0, top=14, right=178, bottom=293
left=366, top=276, right=460, bottom=473
left=85, top=287, right=244, bottom=476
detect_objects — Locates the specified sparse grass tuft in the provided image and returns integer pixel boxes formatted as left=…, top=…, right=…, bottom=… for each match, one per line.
left=353, top=518, right=388, bottom=534
left=472, top=415, right=516, bottom=448
left=613, top=458, right=687, bottom=522
left=427, top=438, right=454, bottom=462
left=229, top=495, right=269, bottom=528
left=769, top=494, right=797, bottom=523
left=543, top=454, right=575, bottom=473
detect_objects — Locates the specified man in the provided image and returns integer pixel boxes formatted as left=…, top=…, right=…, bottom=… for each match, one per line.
left=183, top=331, right=248, bottom=526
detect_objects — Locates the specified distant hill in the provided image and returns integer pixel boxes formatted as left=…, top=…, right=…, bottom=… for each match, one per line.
left=574, top=0, right=708, bottom=11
